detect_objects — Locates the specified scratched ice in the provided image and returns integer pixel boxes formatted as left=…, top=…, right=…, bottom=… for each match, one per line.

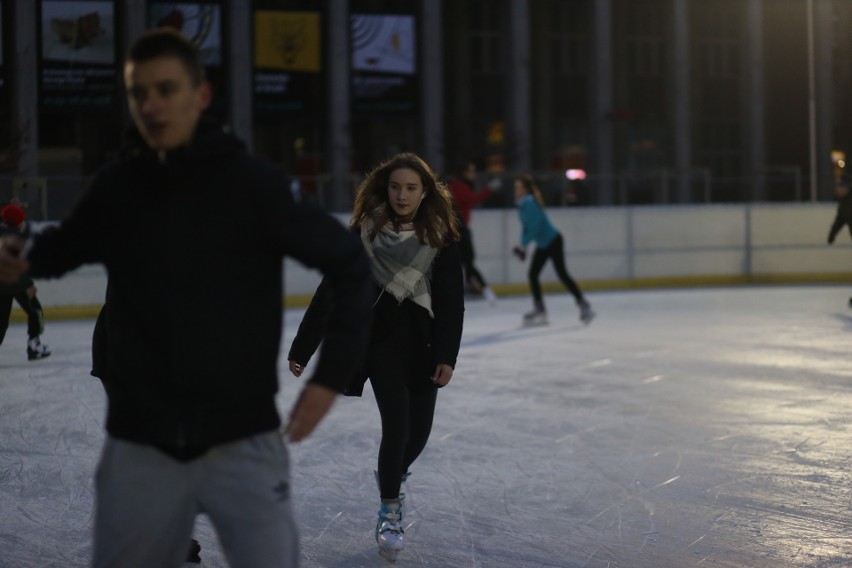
left=2, top=286, right=852, bottom=567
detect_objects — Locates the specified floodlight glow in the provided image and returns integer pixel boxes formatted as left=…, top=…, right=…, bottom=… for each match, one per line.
left=566, top=169, right=586, bottom=181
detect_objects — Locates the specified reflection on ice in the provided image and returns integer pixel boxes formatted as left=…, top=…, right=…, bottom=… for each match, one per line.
left=1, top=286, right=852, bottom=567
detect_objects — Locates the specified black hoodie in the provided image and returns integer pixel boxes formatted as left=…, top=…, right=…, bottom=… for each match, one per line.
left=26, top=118, right=372, bottom=460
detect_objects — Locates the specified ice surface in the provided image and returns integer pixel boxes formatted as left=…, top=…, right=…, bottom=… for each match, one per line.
left=2, top=286, right=852, bottom=567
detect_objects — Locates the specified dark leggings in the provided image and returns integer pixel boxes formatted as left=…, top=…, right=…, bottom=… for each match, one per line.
left=459, top=223, right=488, bottom=289
left=528, top=233, right=585, bottom=308
left=0, top=286, right=44, bottom=345
left=367, top=322, right=438, bottom=500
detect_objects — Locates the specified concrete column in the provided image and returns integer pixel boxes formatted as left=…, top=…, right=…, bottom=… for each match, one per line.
left=591, top=0, right=615, bottom=204
left=327, top=0, right=351, bottom=211
left=507, top=0, right=531, bottom=171
left=743, top=0, right=766, bottom=201
left=12, top=0, right=38, bottom=176
left=815, top=0, right=834, bottom=200
left=420, top=0, right=444, bottom=173
left=118, top=1, right=148, bottom=125
left=445, top=1, right=471, bottom=168
left=227, top=1, right=252, bottom=149
left=671, top=0, right=692, bottom=202
left=530, top=2, right=552, bottom=172
left=121, top=0, right=147, bottom=53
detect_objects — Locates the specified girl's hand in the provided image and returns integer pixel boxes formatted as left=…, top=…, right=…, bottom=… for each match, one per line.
left=288, top=360, right=304, bottom=377
left=432, top=364, right=454, bottom=387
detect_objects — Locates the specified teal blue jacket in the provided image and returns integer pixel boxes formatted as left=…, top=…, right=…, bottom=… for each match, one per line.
left=517, top=194, right=558, bottom=249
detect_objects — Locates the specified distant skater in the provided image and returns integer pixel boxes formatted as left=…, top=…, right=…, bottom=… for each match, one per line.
left=288, top=152, right=464, bottom=562
left=449, top=160, right=498, bottom=302
left=826, top=174, right=852, bottom=307
left=512, top=174, right=594, bottom=326
left=0, top=202, right=50, bottom=360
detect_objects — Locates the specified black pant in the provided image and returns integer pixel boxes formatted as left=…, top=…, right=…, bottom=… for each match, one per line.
left=528, top=233, right=585, bottom=308
left=0, top=285, right=44, bottom=345
left=459, top=223, right=488, bottom=290
left=367, top=313, right=438, bottom=500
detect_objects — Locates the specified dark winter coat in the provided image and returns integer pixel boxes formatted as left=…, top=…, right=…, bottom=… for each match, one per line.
left=288, top=236, right=464, bottom=397
left=25, top=118, right=372, bottom=460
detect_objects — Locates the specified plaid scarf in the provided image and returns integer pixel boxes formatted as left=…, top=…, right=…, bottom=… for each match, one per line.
left=361, top=220, right=438, bottom=317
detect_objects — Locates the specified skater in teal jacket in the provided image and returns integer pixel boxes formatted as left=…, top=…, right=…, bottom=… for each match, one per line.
left=513, top=175, right=594, bottom=326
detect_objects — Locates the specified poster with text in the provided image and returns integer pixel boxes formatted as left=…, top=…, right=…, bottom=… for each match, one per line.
left=39, top=0, right=117, bottom=109
left=254, top=10, right=323, bottom=114
left=148, top=3, right=222, bottom=66
left=350, top=14, right=417, bottom=114
left=148, top=2, right=225, bottom=116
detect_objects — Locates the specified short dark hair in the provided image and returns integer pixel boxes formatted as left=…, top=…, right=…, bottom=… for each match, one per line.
left=127, top=28, right=205, bottom=85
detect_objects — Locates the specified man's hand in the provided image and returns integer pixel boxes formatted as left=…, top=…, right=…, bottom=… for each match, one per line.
left=432, top=364, right=454, bottom=387
left=288, top=360, right=304, bottom=377
left=283, top=383, right=337, bottom=443
left=0, top=237, right=29, bottom=283
left=512, top=245, right=526, bottom=262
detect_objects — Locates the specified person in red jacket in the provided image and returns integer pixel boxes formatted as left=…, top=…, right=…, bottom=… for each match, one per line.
left=448, top=160, right=499, bottom=303
left=0, top=201, right=50, bottom=360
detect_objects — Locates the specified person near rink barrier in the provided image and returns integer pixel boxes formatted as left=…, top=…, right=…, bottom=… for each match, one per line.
left=0, top=202, right=50, bottom=360
left=512, top=174, right=594, bottom=327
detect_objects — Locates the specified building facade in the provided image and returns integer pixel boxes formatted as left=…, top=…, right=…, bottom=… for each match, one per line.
left=0, top=0, right=849, bottom=215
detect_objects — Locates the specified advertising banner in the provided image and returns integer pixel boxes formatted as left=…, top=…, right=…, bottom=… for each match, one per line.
left=39, top=0, right=117, bottom=109
left=148, top=2, right=225, bottom=115
left=254, top=10, right=323, bottom=114
left=350, top=13, right=417, bottom=114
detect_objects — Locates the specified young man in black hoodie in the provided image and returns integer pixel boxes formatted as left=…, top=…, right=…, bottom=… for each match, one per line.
left=0, top=29, right=372, bottom=568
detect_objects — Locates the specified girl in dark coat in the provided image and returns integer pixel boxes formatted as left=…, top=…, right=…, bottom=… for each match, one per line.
left=288, top=152, right=464, bottom=561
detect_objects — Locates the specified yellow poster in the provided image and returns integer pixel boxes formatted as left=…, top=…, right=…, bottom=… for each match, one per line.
left=255, top=11, right=321, bottom=72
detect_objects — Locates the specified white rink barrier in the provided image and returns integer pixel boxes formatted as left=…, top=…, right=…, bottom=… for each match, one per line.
left=22, top=202, right=852, bottom=313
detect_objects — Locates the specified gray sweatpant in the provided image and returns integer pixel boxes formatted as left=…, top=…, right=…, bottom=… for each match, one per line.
left=92, top=430, right=298, bottom=568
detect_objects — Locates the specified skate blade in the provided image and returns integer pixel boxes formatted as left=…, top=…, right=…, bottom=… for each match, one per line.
left=523, top=319, right=549, bottom=328
left=378, top=545, right=400, bottom=562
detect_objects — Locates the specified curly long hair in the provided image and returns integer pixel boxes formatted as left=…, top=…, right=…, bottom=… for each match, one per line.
left=351, top=152, right=460, bottom=247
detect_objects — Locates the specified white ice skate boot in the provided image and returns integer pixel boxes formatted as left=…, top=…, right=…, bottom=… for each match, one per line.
left=27, top=337, right=51, bottom=361
left=376, top=499, right=404, bottom=562
left=482, top=286, right=497, bottom=305
left=579, top=302, right=595, bottom=325
left=523, top=308, right=548, bottom=327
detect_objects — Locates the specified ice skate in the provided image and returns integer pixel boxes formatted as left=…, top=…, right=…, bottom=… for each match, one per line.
left=376, top=500, right=404, bottom=562
left=523, top=308, right=548, bottom=327
left=27, top=337, right=51, bottom=361
left=579, top=302, right=595, bottom=325
left=482, top=286, right=497, bottom=305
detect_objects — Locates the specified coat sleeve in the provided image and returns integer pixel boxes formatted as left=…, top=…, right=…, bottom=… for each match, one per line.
left=26, top=174, right=109, bottom=278
left=287, top=277, right=332, bottom=366
left=430, top=241, right=465, bottom=368
left=519, top=200, right=534, bottom=248
left=255, top=178, right=372, bottom=394
left=451, top=179, right=492, bottom=210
